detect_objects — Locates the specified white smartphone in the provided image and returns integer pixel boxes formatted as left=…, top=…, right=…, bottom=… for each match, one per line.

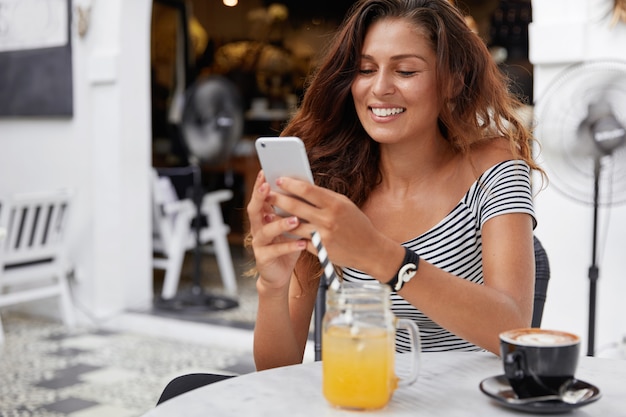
left=255, top=136, right=314, bottom=217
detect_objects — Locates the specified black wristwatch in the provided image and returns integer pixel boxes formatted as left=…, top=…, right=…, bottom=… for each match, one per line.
left=385, top=247, right=420, bottom=292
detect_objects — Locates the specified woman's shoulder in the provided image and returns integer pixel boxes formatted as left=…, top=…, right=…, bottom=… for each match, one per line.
left=469, top=137, right=514, bottom=174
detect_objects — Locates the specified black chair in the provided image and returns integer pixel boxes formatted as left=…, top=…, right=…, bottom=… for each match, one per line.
left=532, top=236, right=550, bottom=328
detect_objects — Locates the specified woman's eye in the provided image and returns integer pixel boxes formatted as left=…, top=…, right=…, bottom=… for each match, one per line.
left=398, top=71, right=417, bottom=76
left=358, top=69, right=375, bottom=75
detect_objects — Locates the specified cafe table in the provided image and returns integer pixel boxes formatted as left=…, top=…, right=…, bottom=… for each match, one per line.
left=142, top=352, right=626, bottom=416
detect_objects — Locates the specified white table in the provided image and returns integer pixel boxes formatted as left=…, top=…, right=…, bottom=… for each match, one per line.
left=143, top=352, right=626, bottom=416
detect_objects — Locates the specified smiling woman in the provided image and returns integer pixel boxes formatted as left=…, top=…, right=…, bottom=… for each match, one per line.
left=246, top=0, right=544, bottom=372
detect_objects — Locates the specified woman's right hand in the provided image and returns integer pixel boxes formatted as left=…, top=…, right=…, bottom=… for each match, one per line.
left=246, top=171, right=308, bottom=291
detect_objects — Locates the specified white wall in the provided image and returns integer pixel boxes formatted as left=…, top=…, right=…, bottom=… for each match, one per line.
left=0, top=0, right=153, bottom=319
left=530, top=0, right=626, bottom=356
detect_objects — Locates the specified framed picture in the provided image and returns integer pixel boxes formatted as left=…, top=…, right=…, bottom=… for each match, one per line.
left=0, top=0, right=73, bottom=117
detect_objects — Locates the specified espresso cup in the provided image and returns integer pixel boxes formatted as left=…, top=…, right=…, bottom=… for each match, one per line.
left=499, top=328, right=581, bottom=399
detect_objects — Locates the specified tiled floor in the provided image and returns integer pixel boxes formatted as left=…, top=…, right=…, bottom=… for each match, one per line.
left=0, top=312, right=257, bottom=417
left=0, top=245, right=260, bottom=417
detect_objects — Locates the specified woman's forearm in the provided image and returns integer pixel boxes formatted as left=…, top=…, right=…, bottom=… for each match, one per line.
left=399, top=261, right=532, bottom=354
left=253, top=279, right=305, bottom=370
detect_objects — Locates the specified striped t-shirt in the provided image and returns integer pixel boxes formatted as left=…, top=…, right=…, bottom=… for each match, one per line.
left=341, top=160, right=536, bottom=352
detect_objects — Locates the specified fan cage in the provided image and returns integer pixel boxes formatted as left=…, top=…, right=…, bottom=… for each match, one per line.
left=534, top=60, right=626, bottom=206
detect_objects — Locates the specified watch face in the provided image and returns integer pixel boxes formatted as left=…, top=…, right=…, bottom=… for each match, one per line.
left=395, top=262, right=418, bottom=290
left=393, top=248, right=420, bottom=291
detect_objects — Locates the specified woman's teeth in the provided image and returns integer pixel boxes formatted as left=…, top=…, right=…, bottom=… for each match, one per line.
left=371, top=107, right=405, bottom=117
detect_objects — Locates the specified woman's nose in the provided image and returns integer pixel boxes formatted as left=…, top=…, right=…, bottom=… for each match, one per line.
left=372, top=71, right=395, bottom=96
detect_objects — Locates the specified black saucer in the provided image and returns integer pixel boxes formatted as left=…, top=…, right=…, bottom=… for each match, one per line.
left=479, top=375, right=601, bottom=414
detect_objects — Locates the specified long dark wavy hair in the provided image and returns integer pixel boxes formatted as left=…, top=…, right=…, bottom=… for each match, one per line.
left=282, top=0, right=543, bottom=209
left=248, top=0, right=544, bottom=286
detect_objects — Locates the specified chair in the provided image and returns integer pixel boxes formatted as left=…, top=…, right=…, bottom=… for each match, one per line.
left=151, top=168, right=238, bottom=299
left=532, top=236, right=550, bottom=328
left=0, top=189, right=76, bottom=344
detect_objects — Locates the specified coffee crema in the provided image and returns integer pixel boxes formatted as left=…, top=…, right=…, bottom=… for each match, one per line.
left=500, top=329, right=579, bottom=347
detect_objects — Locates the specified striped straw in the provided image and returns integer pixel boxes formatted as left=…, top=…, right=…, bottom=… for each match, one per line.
left=311, top=231, right=340, bottom=289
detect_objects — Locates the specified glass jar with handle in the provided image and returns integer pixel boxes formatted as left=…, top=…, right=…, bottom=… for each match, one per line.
left=322, top=282, right=421, bottom=410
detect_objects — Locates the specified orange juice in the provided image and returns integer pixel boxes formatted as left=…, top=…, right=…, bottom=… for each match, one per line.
left=322, top=325, right=397, bottom=410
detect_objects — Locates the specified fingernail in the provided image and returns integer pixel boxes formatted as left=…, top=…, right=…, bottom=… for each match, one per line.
left=287, top=216, right=298, bottom=225
left=276, top=177, right=283, bottom=186
left=264, top=214, right=273, bottom=223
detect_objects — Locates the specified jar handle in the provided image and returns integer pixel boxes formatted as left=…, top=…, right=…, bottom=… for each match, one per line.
left=396, top=318, right=421, bottom=387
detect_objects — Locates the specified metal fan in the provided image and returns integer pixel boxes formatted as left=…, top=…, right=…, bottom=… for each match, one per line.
left=181, top=75, right=244, bottom=167
left=534, top=60, right=626, bottom=356
left=156, top=75, right=244, bottom=312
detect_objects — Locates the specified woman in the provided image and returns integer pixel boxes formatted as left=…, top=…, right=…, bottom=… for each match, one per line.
left=249, top=0, right=542, bottom=370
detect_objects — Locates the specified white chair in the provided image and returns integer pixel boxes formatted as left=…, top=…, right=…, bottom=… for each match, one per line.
left=152, top=169, right=238, bottom=299
left=0, top=189, right=76, bottom=344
